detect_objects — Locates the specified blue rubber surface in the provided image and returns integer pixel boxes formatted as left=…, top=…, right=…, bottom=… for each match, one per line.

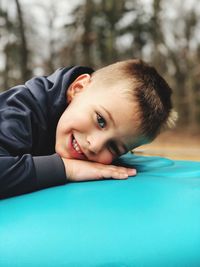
left=1, top=154, right=200, bottom=267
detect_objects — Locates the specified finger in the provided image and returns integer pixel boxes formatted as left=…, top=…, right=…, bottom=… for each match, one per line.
left=112, top=172, right=129, bottom=180
left=116, top=167, right=136, bottom=176
left=127, top=168, right=137, bottom=176
left=109, top=165, right=137, bottom=176
left=100, top=169, right=128, bottom=180
left=109, top=166, right=137, bottom=177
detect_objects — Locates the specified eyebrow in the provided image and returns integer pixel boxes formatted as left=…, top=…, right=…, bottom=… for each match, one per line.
left=99, top=105, right=129, bottom=153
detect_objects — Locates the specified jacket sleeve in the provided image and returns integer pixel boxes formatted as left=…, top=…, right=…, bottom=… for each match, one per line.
left=0, top=78, right=67, bottom=199
left=0, top=153, right=66, bottom=199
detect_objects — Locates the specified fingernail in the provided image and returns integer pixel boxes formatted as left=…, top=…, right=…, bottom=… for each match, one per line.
left=129, top=169, right=136, bottom=176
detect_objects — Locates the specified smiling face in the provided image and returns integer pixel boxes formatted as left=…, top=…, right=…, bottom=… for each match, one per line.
left=55, top=74, right=142, bottom=164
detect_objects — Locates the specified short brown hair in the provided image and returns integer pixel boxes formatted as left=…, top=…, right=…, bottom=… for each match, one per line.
left=91, top=59, right=175, bottom=143
left=124, top=59, right=173, bottom=141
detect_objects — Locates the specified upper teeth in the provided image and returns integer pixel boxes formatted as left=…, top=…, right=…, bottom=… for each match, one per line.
left=72, top=137, right=83, bottom=154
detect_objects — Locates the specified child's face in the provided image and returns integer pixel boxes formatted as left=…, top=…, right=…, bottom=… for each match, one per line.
left=55, top=74, right=141, bottom=164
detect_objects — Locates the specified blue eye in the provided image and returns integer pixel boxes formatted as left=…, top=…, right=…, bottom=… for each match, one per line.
left=96, top=113, right=106, bottom=128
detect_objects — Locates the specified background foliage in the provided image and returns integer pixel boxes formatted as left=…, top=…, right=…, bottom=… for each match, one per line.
left=0, top=0, right=200, bottom=131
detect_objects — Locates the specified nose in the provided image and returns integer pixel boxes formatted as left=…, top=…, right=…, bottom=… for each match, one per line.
left=86, top=132, right=108, bottom=155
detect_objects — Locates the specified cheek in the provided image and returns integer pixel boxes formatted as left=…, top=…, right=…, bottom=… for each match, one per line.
left=94, top=152, right=114, bottom=165
left=57, top=112, right=87, bottom=134
left=56, top=109, right=70, bottom=132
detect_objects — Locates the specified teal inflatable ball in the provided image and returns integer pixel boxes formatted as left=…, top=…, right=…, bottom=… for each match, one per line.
left=1, top=154, right=200, bottom=267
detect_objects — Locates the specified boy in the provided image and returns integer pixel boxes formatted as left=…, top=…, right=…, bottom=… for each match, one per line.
left=0, top=59, right=176, bottom=199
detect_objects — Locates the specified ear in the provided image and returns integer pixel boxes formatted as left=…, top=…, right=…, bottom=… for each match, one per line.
left=67, top=74, right=91, bottom=103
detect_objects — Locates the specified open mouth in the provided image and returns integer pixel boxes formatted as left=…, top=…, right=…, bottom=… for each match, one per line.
left=70, top=134, right=87, bottom=160
left=72, top=135, right=83, bottom=155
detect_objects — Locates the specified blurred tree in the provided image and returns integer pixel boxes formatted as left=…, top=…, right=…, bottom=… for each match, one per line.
left=61, top=0, right=96, bottom=67
left=149, top=0, right=167, bottom=73
left=166, top=4, right=200, bottom=130
left=36, top=0, right=63, bottom=74
left=116, top=0, right=151, bottom=59
left=184, top=10, right=199, bottom=129
left=0, top=2, right=20, bottom=90
left=0, top=0, right=31, bottom=90
left=0, top=4, right=10, bottom=89
left=62, top=0, right=127, bottom=67
left=95, top=0, right=125, bottom=64
left=15, top=0, right=31, bottom=82
left=81, top=0, right=96, bottom=65
left=0, top=0, right=200, bottom=131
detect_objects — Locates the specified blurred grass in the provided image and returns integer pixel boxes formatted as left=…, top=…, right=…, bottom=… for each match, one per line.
left=134, top=129, right=200, bottom=161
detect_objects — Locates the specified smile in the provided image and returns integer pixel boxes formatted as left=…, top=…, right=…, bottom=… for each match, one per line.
left=72, top=135, right=83, bottom=154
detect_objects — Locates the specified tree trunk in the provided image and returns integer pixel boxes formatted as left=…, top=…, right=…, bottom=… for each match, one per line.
left=15, top=0, right=30, bottom=81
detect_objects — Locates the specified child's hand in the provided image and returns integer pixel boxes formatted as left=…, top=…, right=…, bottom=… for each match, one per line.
left=61, top=158, right=136, bottom=182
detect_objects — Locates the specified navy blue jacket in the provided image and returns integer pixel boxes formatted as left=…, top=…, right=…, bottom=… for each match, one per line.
left=0, top=66, right=94, bottom=199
